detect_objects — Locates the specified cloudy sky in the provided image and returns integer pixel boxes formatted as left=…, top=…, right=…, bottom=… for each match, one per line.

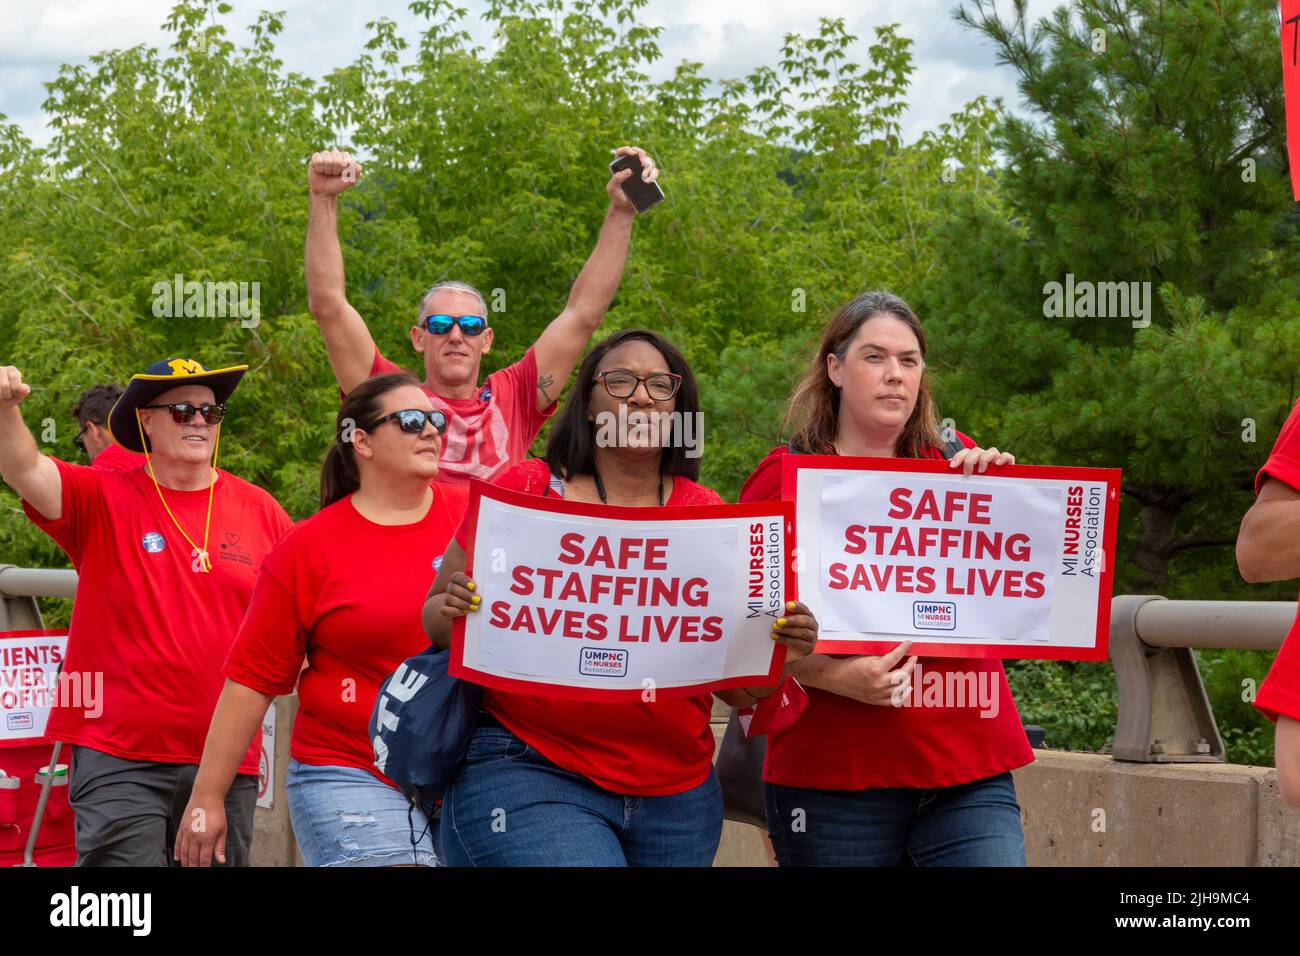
left=0, top=0, right=1061, bottom=148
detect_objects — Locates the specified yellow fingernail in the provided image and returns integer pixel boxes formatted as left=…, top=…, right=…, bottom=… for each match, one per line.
left=470, top=594, right=481, bottom=603
left=467, top=581, right=476, bottom=592
left=786, top=601, right=796, bottom=611
left=776, top=618, right=787, bottom=627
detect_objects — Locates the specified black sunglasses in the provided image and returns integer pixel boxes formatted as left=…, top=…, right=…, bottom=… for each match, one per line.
left=423, top=314, right=487, bottom=336
left=360, top=408, right=448, bottom=435
left=140, top=402, right=227, bottom=425
left=74, top=423, right=92, bottom=454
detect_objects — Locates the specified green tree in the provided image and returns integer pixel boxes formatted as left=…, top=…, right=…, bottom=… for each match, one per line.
left=930, top=0, right=1295, bottom=762
left=929, top=0, right=1300, bottom=597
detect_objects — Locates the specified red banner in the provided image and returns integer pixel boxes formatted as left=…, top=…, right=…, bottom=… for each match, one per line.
left=1283, top=0, right=1300, bottom=199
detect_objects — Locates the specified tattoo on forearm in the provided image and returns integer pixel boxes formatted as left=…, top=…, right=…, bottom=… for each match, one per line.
left=538, top=375, right=555, bottom=405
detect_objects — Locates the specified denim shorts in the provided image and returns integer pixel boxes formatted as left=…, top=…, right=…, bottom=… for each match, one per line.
left=286, top=760, right=438, bottom=867
left=441, top=726, right=722, bottom=867
left=764, top=770, right=1026, bottom=867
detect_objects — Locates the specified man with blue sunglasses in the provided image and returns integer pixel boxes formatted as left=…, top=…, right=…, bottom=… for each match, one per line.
left=305, top=145, right=658, bottom=485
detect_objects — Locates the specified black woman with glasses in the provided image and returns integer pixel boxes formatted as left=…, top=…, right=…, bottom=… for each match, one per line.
left=305, top=145, right=659, bottom=487
left=179, top=371, right=470, bottom=867
left=421, top=330, right=820, bottom=866
left=0, top=357, right=292, bottom=865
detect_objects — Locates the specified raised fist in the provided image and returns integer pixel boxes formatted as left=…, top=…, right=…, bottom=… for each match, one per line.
left=0, top=366, right=32, bottom=406
left=308, top=149, right=363, bottom=197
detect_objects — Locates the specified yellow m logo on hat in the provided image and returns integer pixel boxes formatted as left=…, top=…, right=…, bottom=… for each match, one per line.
left=167, top=358, right=205, bottom=376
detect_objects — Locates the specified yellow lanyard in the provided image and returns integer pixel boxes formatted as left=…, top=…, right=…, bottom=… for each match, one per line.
left=135, top=409, right=220, bottom=573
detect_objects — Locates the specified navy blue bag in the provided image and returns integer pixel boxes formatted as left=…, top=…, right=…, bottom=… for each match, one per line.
left=369, top=644, right=482, bottom=819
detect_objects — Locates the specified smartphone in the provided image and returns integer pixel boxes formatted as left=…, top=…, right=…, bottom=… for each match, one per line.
left=609, top=154, right=665, bottom=213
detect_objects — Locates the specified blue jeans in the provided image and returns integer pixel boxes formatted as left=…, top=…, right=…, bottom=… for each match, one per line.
left=764, top=771, right=1026, bottom=867
left=441, top=726, right=723, bottom=866
left=287, top=759, right=438, bottom=867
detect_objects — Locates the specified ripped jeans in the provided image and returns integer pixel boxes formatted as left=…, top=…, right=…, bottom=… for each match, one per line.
left=286, top=759, right=438, bottom=867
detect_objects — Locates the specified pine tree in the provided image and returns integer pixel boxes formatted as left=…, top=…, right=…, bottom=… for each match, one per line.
left=925, top=0, right=1300, bottom=592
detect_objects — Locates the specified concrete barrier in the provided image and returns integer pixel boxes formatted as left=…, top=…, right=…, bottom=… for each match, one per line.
left=249, top=727, right=1300, bottom=866
left=1016, top=750, right=1300, bottom=867
left=709, top=743, right=1300, bottom=867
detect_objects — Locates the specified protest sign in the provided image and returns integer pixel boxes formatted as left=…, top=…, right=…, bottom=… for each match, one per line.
left=784, top=456, right=1120, bottom=660
left=452, top=480, right=794, bottom=700
left=0, top=630, right=70, bottom=746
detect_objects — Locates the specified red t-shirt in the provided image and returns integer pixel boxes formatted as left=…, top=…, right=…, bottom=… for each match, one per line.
left=1253, top=398, right=1300, bottom=723
left=91, top=443, right=147, bottom=473
left=22, top=459, right=292, bottom=773
left=223, top=485, right=469, bottom=783
left=368, top=345, right=556, bottom=486
left=453, top=457, right=722, bottom=796
left=738, top=441, right=1035, bottom=790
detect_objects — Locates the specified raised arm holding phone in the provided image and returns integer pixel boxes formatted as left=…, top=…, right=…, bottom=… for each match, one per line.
left=304, top=145, right=659, bottom=485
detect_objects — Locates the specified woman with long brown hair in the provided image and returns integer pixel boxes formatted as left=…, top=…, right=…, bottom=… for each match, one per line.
left=176, top=372, right=468, bottom=867
left=739, top=291, right=1029, bottom=866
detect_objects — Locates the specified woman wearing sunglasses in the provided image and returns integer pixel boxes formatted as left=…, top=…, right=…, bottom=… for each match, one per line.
left=177, top=372, right=470, bottom=867
left=738, top=291, right=1031, bottom=867
left=422, top=329, right=820, bottom=866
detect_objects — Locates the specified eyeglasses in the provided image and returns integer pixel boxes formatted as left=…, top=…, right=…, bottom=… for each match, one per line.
left=422, top=314, right=487, bottom=336
left=74, top=423, right=91, bottom=454
left=595, top=369, right=682, bottom=401
left=140, top=403, right=227, bottom=425
left=360, top=408, right=448, bottom=435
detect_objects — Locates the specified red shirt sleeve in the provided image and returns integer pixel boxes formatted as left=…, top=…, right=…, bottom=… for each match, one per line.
left=222, top=540, right=309, bottom=697
left=21, top=457, right=107, bottom=563
left=738, top=447, right=788, bottom=505
left=436, top=482, right=470, bottom=524
left=487, top=347, right=556, bottom=449
left=370, top=344, right=404, bottom=377
left=1257, top=399, right=1300, bottom=494
left=1256, top=628, right=1300, bottom=723
left=339, top=344, right=407, bottom=400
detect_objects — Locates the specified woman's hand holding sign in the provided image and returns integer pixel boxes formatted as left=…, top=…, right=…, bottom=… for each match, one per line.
left=442, top=570, right=481, bottom=620
left=948, top=445, right=1016, bottom=474
left=721, top=600, right=820, bottom=706
left=823, top=642, right=919, bottom=707
left=771, top=599, right=818, bottom=666
left=424, top=542, right=476, bottom=651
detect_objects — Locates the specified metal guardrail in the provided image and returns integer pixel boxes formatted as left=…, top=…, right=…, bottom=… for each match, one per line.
left=0, top=565, right=76, bottom=631
left=1110, top=596, right=1291, bottom=763
left=0, top=568, right=1292, bottom=770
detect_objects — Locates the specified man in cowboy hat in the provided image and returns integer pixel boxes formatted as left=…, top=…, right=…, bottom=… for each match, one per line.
left=0, top=358, right=292, bottom=866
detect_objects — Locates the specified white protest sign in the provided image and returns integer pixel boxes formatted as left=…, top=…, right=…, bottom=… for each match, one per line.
left=786, top=457, right=1119, bottom=660
left=0, top=631, right=70, bottom=744
left=452, top=482, right=794, bottom=699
